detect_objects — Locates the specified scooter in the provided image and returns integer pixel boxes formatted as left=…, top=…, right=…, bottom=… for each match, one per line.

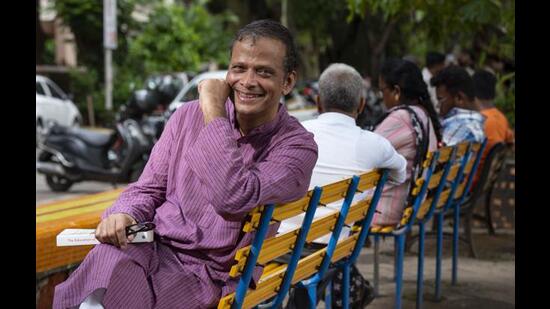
left=36, top=118, right=153, bottom=192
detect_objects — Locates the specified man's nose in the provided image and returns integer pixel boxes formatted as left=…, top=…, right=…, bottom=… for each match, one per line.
left=241, top=70, right=258, bottom=88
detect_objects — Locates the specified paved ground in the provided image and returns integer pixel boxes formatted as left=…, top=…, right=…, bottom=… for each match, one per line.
left=352, top=228, right=515, bottom=308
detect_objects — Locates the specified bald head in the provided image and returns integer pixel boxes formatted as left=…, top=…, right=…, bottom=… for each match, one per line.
left=318, top=63, right=364, bottom=114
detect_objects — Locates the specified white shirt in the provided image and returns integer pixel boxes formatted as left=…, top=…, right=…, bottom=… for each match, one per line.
left=422, top=67, right=440, bottom=113
left=302, top=112, right=407, bottom=188
left=278, top=112, right=407, bottom=242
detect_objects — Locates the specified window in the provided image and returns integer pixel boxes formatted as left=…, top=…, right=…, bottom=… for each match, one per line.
left=36, top=82, right=46, bottom=95
left=46, top=81, right=66, bottom=100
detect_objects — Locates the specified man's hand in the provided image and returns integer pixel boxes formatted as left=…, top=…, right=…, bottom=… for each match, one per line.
left=198, top=79, right=230, bottom=124
left=95, top=213, right=137, bottom=249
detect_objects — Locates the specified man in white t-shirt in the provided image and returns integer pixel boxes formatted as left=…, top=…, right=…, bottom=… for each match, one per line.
left=279, top=63, right=406, bottom=241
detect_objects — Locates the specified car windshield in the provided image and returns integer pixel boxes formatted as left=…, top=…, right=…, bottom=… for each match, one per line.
left=37, top=82, right=46, bottom=95
left=46, top=81, right=67, bottom=100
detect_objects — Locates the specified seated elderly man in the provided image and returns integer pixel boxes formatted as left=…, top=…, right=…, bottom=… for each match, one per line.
left=279, top=63, right=406, bottom=240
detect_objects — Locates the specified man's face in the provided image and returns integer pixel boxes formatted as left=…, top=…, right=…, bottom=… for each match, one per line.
left=226, top=37, right=296, bottom=122
left=436, top=85, right=456, bottom=117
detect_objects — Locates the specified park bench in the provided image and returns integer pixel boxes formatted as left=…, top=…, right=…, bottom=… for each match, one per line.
left=35, top=141, right=491, bottom=309
left=36, top=188, right=124, bottom=277
left=217, top=169, right=389, bottom=309
left=36, top=170, right=389, bottom=309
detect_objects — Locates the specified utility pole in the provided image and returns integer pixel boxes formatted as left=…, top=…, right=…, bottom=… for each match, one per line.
left=103, top=0, right=117, bottom=111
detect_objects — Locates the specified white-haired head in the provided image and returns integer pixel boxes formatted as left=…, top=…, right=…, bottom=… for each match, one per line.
left=318, top=63, right=364, bottom=114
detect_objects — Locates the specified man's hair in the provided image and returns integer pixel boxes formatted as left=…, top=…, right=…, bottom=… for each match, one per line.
left=430, top=65, right=475, bottom=100
left=426, top=52, right=446, bottom=69
left=318, top=63, right=364, bottom=113
left=230, top=19, right=298, bottom=74
left=473, top=69, right=497, bottom=100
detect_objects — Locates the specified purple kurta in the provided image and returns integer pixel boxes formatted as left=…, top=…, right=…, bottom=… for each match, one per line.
left=53, top=100, right=318, bottom=308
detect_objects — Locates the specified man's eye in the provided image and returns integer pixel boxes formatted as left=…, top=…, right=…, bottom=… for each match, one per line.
left=257, top=69, right=272, bottom=77
left=232, top=66, right=245, bottom=72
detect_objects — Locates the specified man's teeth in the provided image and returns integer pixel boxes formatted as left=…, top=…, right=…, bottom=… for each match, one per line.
left=239, top=92, right=261, bottom=99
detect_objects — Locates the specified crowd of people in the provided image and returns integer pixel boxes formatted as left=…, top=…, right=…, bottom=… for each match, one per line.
left=51, top=19, right=514, bottom=309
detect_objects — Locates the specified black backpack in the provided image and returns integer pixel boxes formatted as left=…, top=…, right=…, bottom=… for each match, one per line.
left=374, top=105, right=431, bottom=211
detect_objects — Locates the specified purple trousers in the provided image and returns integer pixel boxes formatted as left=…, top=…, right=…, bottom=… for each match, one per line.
left=53, top=242, right=222, bottom=309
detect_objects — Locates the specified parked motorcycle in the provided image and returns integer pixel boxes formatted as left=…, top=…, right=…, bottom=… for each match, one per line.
left=36, top=89, right=162, bottom=192
left=36, top=118, right=153, bottom=192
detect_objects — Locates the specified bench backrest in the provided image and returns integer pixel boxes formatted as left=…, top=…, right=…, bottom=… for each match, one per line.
left=370, top=148, right=439, bottom=235
left=415, top=145, right=457, bottom=222
left=218, top=169, right=389, bottom=309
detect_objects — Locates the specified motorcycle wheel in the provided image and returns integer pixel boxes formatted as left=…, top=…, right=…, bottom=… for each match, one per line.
left=46, top=175, right=74, bottom=192
left=39, top=152, right=74, bottom=192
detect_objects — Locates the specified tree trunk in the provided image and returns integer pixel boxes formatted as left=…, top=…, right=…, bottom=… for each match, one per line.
left=366, top=14, right=399, bottom=79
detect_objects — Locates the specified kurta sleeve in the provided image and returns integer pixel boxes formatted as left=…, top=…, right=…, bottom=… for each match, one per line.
left=184, top=118, right=318, bottom=221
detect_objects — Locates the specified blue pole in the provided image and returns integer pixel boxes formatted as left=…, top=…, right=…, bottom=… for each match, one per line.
left=271, top=187, right=322, bottom=308
left=374, top=235, right=380, bottom=297
left=395, top=234, right=405, bottom=309
left=394, top=238, right=398, bottom=282
left=232, top=204, right=275, bottom=309
left=416, top=223, right=425, bottom=309
left=435, top=213, right=443, bottom=301
left=307, top=284, right=317, bottom=309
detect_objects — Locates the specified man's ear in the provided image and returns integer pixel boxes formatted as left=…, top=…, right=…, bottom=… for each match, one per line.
left=358, top=98, right=366, bottom=115
left=316, top=95, right=324, bottom=114
left=455, top=92, right=467, bottom=107
left=282, top=71, right=297, bottom=96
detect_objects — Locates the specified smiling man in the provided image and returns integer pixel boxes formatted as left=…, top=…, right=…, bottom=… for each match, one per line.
left=53, top=20, right=318, bottom=309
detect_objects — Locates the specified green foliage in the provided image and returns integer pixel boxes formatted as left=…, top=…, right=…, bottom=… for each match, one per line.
left=494, top=72, right=515, bottom=127
left=53, top=0, right=236, bottom=125
left=126, top=3, right=235, bottom=75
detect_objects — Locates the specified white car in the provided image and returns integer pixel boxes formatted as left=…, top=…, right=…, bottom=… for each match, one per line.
left=168, top=70, right=228, bottom=113
left=167, top=70, right=318, bottom=122
left=36, top=75, right=82, bottom=143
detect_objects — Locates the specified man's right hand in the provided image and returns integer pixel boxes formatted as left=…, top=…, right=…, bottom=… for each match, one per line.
left=95, top=213, right=137, bottom=249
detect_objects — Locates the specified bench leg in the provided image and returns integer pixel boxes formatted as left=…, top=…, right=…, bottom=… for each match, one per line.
left=395, top=234, right=405, bottom=309
left=416, top=223, right=425, bottom=309
left=306, top=283, right=317, bottom=309
left=435, top=213, right=443, bottom=301
left=394, top=238, right=398, bottom=282
left=374, top=235, right=380, bottom=297
left=452, top=204, right=460, bottom=285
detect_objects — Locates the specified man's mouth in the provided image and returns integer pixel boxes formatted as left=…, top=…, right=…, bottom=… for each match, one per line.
left=236, top=90, right=264, bottom=103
